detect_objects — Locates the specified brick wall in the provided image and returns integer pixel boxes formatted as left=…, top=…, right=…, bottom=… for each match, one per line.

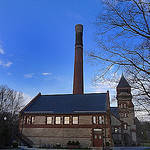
left=22, top=128, right=92, bottom=148
left=20, top=114, right=112, bottom=148
left=79, top=116, right=92, bottom=124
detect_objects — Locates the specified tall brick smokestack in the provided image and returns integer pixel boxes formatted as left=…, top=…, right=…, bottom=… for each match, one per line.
left=73, top=24, right=84, bottom=94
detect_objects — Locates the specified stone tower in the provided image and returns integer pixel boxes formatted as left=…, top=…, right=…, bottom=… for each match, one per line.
left=117, top=74, right=134, bottom=124
left=73, top=24, right=84, bottom=94
left=116, top=74, right=136, bottom=144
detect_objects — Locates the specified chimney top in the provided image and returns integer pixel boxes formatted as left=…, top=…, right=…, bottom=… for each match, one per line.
left=75, top=24, right=83, bottom=32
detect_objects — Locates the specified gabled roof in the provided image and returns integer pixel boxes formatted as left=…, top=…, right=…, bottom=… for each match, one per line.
left=110, top=107, right=119, bottom=119
left=117, top=74, right=131, bottom=88
left=21, top=93, right=108, bottom=114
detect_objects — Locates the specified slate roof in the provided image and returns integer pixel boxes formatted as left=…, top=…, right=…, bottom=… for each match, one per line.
left=117, top=75, right=131, bottom=88
left=22, top=93, right=108, bottom=114
left=110, top=107, right=119, bottom=119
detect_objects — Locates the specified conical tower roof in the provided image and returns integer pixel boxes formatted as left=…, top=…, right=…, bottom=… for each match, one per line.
left=117, top=74, right=131, bottom=88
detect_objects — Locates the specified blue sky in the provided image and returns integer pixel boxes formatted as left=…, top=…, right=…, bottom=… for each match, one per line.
left=0, top=0, right=117, bottom=103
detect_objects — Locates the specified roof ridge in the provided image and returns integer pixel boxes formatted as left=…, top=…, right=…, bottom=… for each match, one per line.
left=41, top=93, right=107, bottom=96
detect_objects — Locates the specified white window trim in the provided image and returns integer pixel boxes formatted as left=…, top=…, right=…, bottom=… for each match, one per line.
left=73, top=116, right=78, bottom=124
left=55, top=116, right=61, bottom=124
left=46, top=116, right=53, bottom=124
left=64, top=116, right=70, bottom=124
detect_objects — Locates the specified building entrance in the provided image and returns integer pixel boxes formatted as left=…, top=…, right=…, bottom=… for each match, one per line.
left=93, top=129, right=103, bottom=147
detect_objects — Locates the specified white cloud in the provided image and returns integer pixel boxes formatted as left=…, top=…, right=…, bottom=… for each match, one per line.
left=0, top=48, right=4, bottom=54
left=24, top=73, right=34, bottom=78
left=0, top=60, right=13, bottom=67
left=3, top=61, right=12, bottom=67
left=0, top=46, right=13, bottom=68
left=42, top=72, right=52, bottom=76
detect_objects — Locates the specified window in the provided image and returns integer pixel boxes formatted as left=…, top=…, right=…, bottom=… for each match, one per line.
left=55, top=117, right=61, bottom=124
left=124, top=104, right=127, bottom=108
left=114, top=128, right=118, bottom=133
left=93, top=116, right=96, bottom=124
left=31, top=116, right=35, bottom=124
left=64, top=117, right=70, bottom=124
left=26, top=116, right=31, bottom=124
left=73, top=116, right=78, bottom=124
left=124, top=124, right=127, bottom=130
left=94, top=135, right=97, bottom=139
left=124, top=113, right=127, bottom=118
left=94, top=128, right=102, bottom=132
left=98, top=135, right=102, bottom=139
left=26, top=116, right=35, bottom=124
left=99, top=116, right=104, bottom=124
left=46, top=116, right=53, bottom=124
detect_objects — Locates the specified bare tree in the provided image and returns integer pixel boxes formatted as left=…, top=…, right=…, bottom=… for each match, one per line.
left=88, top=0, right=150, bottom=115
left=0, top=85, right=24, bottom=147
left=0, top=85, right=24, bottom=116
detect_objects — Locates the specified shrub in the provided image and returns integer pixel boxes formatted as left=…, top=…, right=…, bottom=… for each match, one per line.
left=12, top=142, right=18, bottom=148
left=67, top=140, right=80, bottom=146
left=106, top=142, right=110, bottom=147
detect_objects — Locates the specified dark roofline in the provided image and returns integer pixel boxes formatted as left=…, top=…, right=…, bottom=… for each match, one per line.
left=110, top=107, right=123, bottom=122
left=110, top=107, right=117, bottom=109
left=23, top=111, right=107, bottom=115
left=41, top=92, right=107, bottom=96
left=20, top=92, right=41, bottom=115
left=111, top=112, right=123, bottom=123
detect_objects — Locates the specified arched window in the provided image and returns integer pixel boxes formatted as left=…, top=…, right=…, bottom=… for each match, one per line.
left=124, top=103, right=127, bottom=108
left=93, top=116, right=96, bottom=124
left=124, top=124, right=127, bottom=130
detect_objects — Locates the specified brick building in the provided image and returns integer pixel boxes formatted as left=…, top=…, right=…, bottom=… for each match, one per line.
left=19, top=24, right=137, bottom=148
